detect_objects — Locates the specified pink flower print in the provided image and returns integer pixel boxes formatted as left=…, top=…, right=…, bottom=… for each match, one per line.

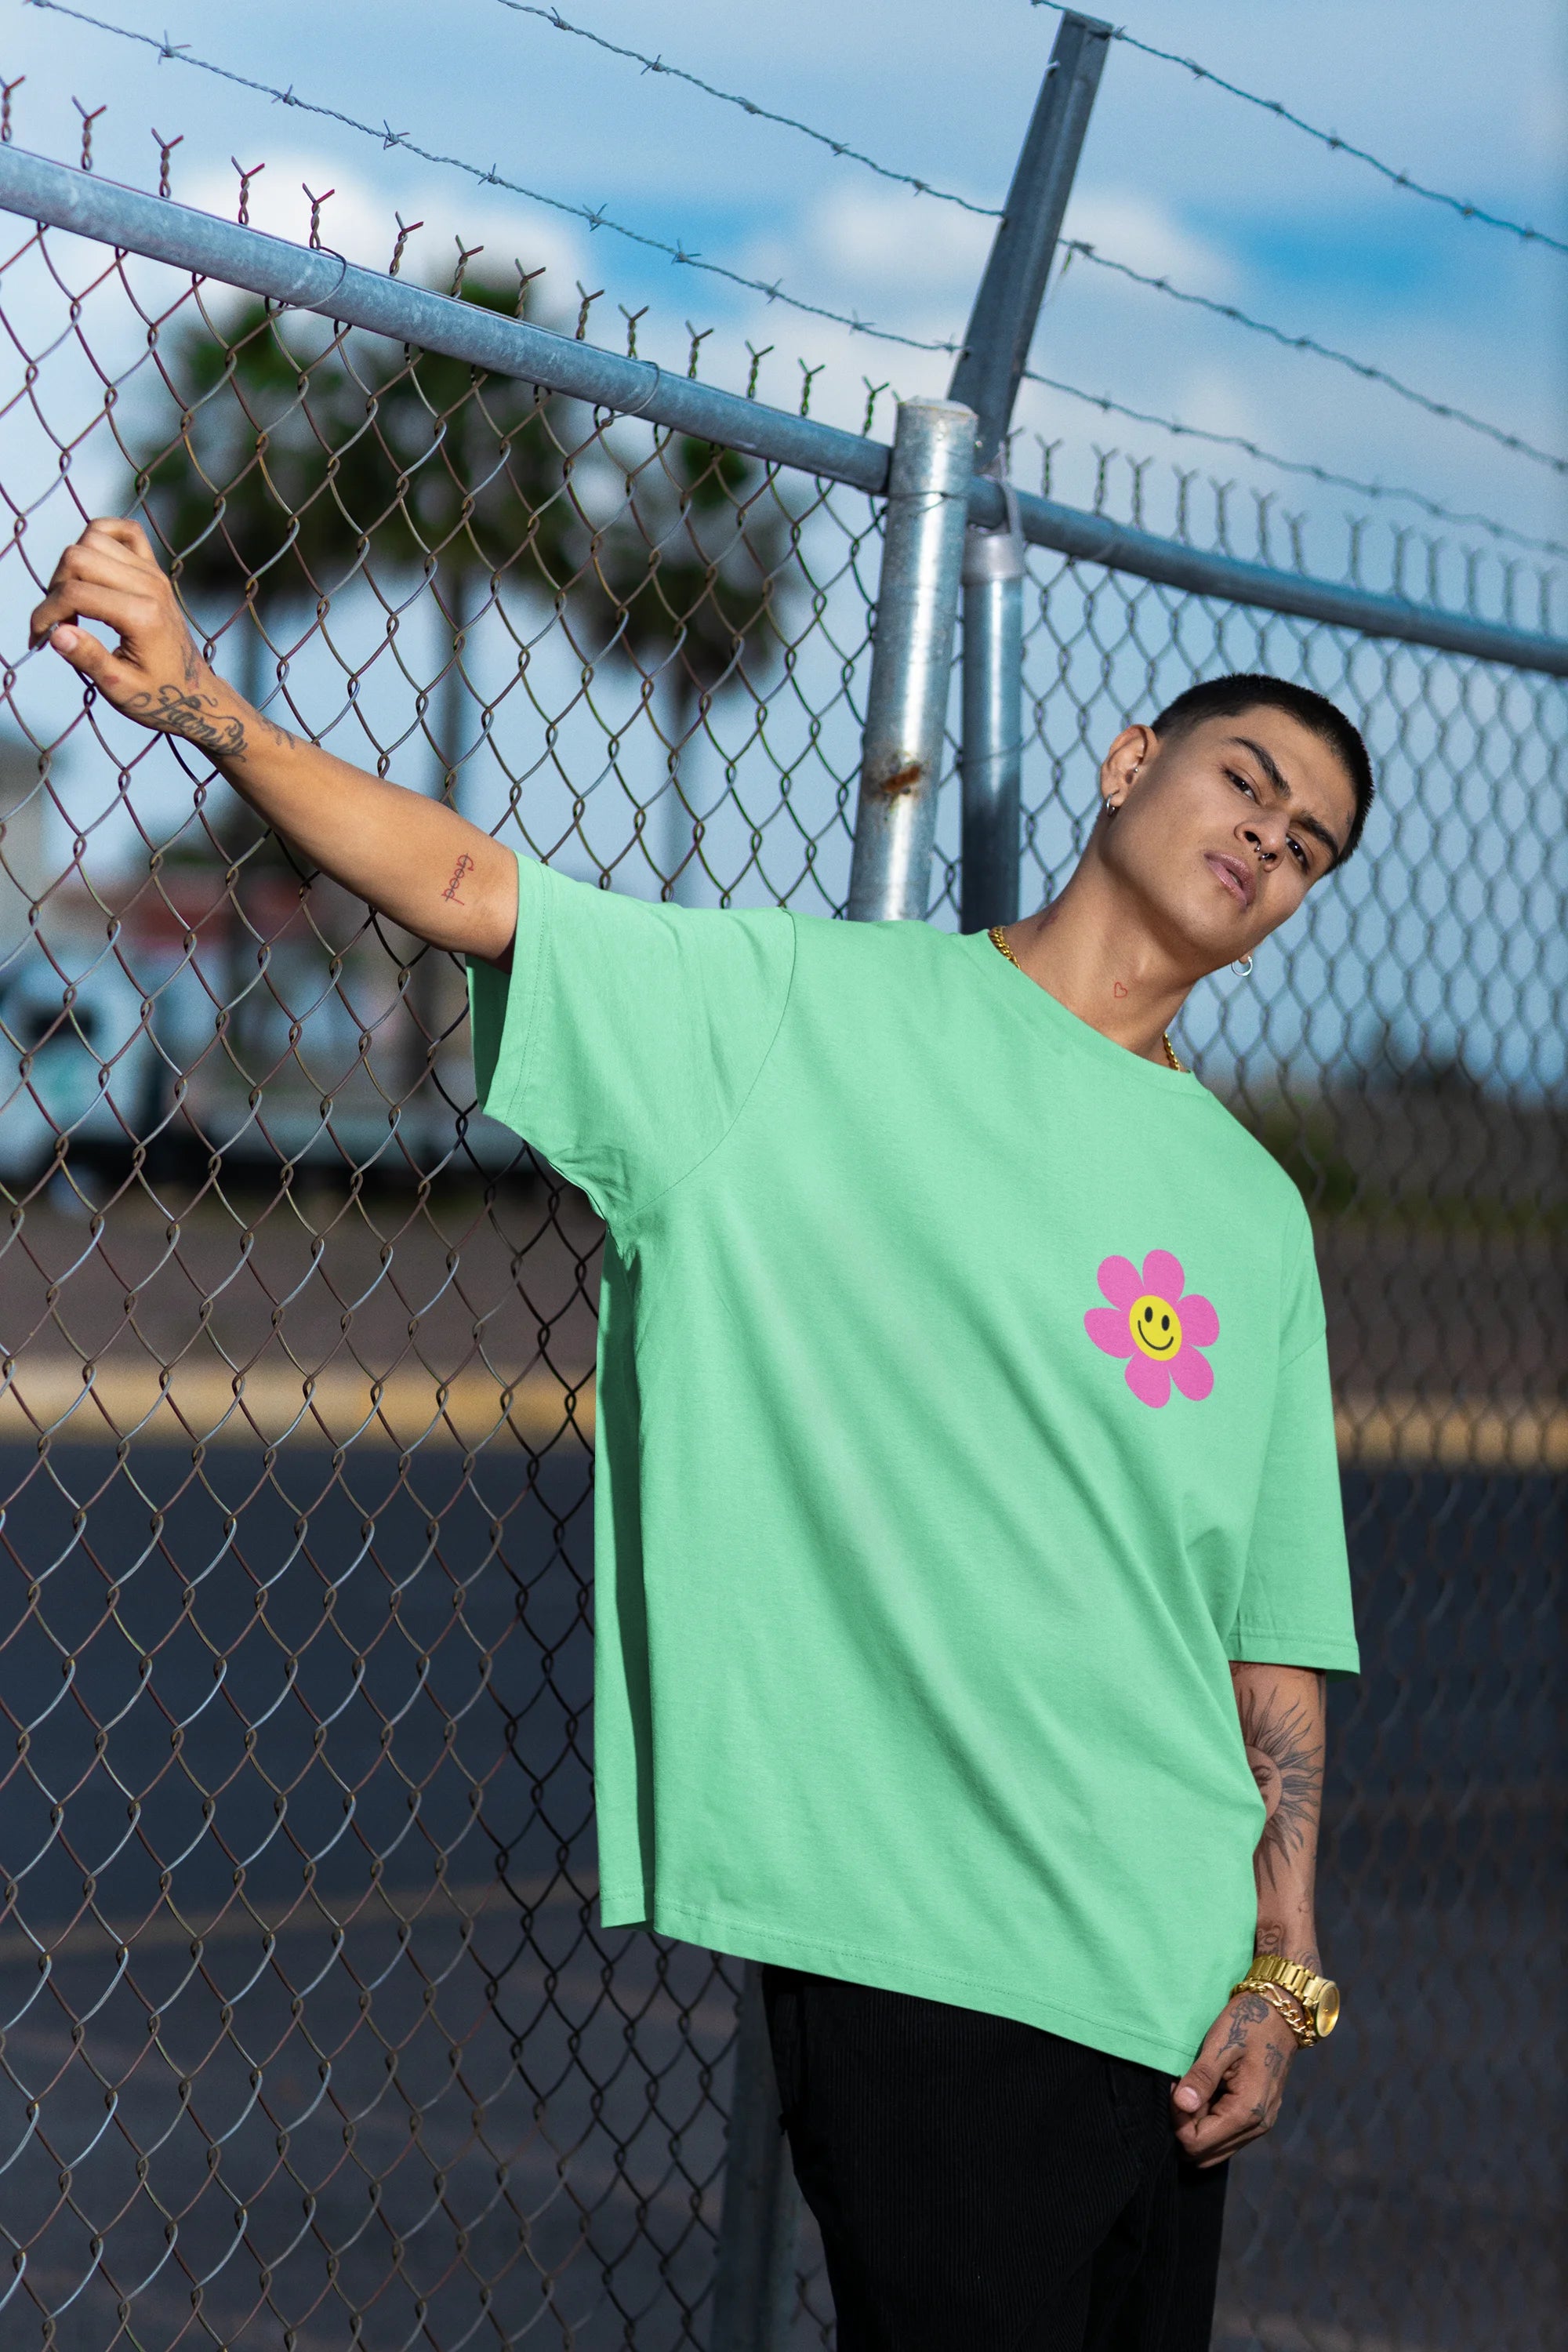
left=1084, top=1249, right=1220, bottom=1409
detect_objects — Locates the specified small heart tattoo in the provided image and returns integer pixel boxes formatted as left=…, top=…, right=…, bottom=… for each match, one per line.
left=1112, top=982, right=1128, bottom=999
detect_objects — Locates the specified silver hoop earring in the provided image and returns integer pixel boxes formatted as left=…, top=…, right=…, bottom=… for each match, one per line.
left=1232, top=954, right=1254, bottom=978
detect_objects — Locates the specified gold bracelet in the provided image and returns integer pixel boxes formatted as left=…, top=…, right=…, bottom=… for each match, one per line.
left=1233, top=1952, right=1341, bottom=2042
left=1232, top=1975, right=1316, bottom=2048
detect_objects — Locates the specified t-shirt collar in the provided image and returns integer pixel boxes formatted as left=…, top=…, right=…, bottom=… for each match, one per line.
left=963, top=927, right=1204, bottom=1094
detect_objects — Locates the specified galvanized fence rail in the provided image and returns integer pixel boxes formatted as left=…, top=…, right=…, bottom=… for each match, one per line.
left=0, top=67, right=1559, bottom=2352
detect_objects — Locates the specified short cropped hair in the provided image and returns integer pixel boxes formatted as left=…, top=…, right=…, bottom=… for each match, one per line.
left=1149, top=673, right=1374, bottom=864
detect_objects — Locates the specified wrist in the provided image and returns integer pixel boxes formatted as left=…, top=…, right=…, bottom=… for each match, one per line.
left=143, top=671, right=248, bottom=753
left=176, top=679, right=288, bottom=772
left=1233, top=1951, right=1340, bottom=2045
left=1254, top=1918, right=1319, bottom=1971
left=200, top=676, right=256, bottom=730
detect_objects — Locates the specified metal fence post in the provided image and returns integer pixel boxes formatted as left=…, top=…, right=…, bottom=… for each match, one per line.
left=949, top=12, right=1110, bottom=931
left=714, top=397, right=974, bottom=2345
left=959, top=517, right=1026, bottom=934
left=845, top=399, right=978, bottom=922
left=710, top=1963, right=798, bottom=2352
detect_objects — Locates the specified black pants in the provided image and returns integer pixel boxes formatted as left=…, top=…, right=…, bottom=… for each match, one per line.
left=762, top=1968, right=1228, bottom=2352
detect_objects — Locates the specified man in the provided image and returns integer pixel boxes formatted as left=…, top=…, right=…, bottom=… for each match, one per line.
left=32, top=518, right=1365, bottom=2350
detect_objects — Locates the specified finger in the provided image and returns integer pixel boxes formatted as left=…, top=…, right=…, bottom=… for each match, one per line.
left=1178, top=2078, right=1272, bottom=2161
left=1178, top=2104, right=1254, bottom=2158
left=31, top=579, right=92, bottom=644
left=80, top=515, right=157, bottom=562
left=28, top=593, right=65, bottom=646
left=1171, top=2034, right=1232, bottom=2119
left=48, top=545, right=154, bottom=600
left=34, top=583, right=160, bottom=643
left=1196, top=2125, right=1268, bottom=2171
left=45, top=624, right=123, bottom=688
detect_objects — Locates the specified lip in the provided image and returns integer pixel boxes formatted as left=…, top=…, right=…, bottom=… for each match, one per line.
left=1204, top=851, right=1254, bottom=910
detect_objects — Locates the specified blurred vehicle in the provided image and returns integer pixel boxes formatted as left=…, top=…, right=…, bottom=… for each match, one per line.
left=0, top=942, right=158, bottom=1187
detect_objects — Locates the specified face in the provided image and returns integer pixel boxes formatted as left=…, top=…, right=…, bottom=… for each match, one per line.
left=1131, top=1294, right=1182, bottom=1358
left=1095, top=708, right=1357, bottom=976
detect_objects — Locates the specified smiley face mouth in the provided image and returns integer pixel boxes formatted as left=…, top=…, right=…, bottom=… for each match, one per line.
left=1131, top=1295, right=1183, bottom=1359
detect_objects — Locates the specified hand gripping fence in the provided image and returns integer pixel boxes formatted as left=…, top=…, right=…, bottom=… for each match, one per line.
left=0, top=14, right=1562, bottom=2348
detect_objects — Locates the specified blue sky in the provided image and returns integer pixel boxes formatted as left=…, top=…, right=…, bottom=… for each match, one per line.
left=0, top=0, right=1563, bottom=570
left=0, top=0, right=1561, bottom=1090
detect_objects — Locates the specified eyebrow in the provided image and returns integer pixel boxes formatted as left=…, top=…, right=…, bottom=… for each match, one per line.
left=1227, top=735, right=1344, bottom=866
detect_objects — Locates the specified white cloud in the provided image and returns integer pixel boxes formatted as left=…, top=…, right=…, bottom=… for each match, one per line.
left=180, top=153, right=586, bottom=304
left=1057, top=190, right=1236, bottom=299
left=183, top=154, right=419, bottom=274
left=750, top=186, right=991, bottom=314
left=734, top=183, right=1235, bottom=401
left=1161, top=362, right=1267, bottom=442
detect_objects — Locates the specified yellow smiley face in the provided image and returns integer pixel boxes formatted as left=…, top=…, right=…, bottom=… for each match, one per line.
left=1130, top=1295, right=1183, bottom=1359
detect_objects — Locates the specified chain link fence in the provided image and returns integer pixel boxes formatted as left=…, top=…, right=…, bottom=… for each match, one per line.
left=0, top=201, right=1560, bottom=2352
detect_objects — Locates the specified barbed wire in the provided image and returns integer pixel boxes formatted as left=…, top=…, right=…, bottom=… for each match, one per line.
left=1018, top=367, right=1568, bottom=561
left=17, top=0, right=1561, bottom=545
left=492, top=1, right=1002, bottom=220
left=1058, top=240, right=1568, bottom=476
left=20, top=0, right=960, bottom=355
left=1094, top=16, right=1568, bottom=262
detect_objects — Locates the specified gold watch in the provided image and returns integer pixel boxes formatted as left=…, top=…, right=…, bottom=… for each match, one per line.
left=1230, top=1955, right=1341, bottom=2045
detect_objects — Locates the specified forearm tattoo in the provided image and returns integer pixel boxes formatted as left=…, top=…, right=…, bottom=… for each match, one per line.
left=1235, top=1671, right=1325, bottom=1897
left=122, top=683, right=293, bottom=760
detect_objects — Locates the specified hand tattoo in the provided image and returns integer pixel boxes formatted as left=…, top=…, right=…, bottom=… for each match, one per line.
left=441, top=853, right=475, bottom=904
left=1236, top=1672, right=1324, bottom=1895
left=122, top=684, right=250, bottom=757
left=120, top=682, right=294, bottom=762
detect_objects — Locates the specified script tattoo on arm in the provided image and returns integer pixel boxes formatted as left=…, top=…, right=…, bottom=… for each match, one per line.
left=122, top=684, right=249, bottom=755
left=119, top=683, right=296, bottom=760
left=441, top=853, right=476, bottom=904
left=1235, top=1670, right=1325, bottom=1896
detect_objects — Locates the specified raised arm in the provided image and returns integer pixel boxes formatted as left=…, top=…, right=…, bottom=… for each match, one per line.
left=1170, top=1662, right=1327, bottom=2166
left=29, top=518, right=518, bottom=964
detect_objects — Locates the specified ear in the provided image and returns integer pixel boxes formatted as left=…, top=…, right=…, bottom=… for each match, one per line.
left=1098, top=724, right=1156, bottom=819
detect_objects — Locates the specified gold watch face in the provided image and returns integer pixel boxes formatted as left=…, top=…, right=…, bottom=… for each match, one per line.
left=1313, top=1982, right=1341, bottom=2038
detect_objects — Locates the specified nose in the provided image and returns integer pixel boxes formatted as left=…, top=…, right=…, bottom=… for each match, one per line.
left=1239, top=816, right=1280, bottom=869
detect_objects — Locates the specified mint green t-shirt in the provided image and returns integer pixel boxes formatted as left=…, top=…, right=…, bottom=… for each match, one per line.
left=471, top=858, right=1358, bottom=2074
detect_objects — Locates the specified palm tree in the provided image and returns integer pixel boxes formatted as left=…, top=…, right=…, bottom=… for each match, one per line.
left=125, top=278, right=801, bottom=1149
left=132, top=276, right=798, bottom=881
left=594, top=431, right=800, bottom=898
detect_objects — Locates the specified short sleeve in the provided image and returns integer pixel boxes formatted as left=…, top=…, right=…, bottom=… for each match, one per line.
left=1227, top=1210, right=1360, bottom=1674
left=468, top=855, right=795, bottom=1228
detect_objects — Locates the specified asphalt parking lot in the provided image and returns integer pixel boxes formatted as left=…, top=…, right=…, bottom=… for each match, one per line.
left=0, top=1436, right=1559, bottom=2350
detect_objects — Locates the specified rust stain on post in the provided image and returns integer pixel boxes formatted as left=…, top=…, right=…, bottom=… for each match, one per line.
left=873, top=760, right=924, bottom=798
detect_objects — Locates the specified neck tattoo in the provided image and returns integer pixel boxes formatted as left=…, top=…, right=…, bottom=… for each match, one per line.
left=988, top=926, right=1186, bottom=1074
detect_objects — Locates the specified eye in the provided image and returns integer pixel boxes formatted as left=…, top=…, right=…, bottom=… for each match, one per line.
left=1226, top=768, right=1258, bottom=802
left=1287, top=835, right=1310, bottom=872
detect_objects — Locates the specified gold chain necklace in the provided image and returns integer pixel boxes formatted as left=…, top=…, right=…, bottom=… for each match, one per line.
left=988, top=925, right=1185, bottom=1073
